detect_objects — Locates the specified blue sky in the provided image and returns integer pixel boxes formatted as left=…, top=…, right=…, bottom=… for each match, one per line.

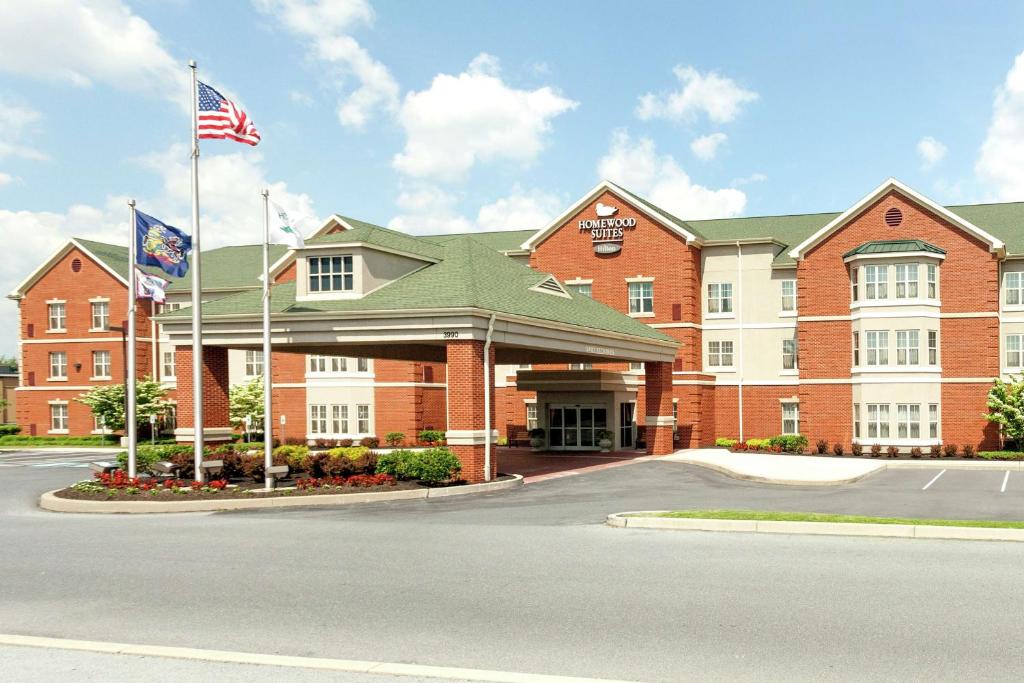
left=2, top=0, right=1024, bottom=355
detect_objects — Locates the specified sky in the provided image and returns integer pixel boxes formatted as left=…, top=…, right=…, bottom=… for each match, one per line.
left=3, top=0, right=1024, bottom=355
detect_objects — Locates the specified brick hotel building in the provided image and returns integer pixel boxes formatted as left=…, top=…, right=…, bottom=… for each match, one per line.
left=9, top=178, right=1024, bottom=466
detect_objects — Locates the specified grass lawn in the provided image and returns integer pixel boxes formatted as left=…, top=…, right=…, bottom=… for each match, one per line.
left=634, top=509, right=1024, bottom=529
left=0, top=435, right=121, bottom=448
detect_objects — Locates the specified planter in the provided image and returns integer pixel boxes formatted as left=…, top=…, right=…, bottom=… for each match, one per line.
left=529, top=437, right=544, bottom=451
left=598, top=438, right=612, bottom=453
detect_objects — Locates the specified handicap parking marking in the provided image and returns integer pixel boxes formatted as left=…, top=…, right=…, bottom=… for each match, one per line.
left=921, top=469, right=946, bottom=490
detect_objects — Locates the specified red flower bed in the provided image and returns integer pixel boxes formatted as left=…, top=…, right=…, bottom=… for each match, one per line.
left=93, top=471, right=227, bottom=492
left=294, top=473, right=397, bottom=490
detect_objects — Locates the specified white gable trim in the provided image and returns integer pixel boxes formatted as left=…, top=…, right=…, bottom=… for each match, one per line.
left=520, top=180, right=700, bottom=251
left=787, top=178, right=1005, bottom=260
left=7, top=239, right=128, bottom=300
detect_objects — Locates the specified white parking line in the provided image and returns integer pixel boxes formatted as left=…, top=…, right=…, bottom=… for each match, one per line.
left=1002, top=471, right=1010, bottom=493
left=922, top=469, right=946, bottom=490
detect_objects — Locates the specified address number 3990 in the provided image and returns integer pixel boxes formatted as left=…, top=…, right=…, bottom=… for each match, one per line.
left=442, top=330, right=460, bottom=339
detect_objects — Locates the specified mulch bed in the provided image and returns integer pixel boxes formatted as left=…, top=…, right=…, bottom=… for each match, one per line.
left=55, top=480, right=428, bottom=501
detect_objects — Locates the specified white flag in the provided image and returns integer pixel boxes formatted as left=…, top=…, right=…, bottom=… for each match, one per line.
left=269, top=201, right=304, bottom=249
left=136, top=268, right=170, bottom=303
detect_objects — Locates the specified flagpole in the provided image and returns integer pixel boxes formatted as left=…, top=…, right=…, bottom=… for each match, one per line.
left=262, top=188, right=274, bottom=490
left=189, top=59, right=205, bottom=482
left=127, top=200, right=138, bottom=478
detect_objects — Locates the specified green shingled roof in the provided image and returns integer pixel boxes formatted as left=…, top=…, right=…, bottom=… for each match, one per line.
left=75, top=238, right=288, bottom=292
left=423, top=229, right=536, bottom=252
left=311, top=217, right=446, bottom=260
left=843, top=240, right=946, bottom=258
left=167, top=235, right=673, bottom=343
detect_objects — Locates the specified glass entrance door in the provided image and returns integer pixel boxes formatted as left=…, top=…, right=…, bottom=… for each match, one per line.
left=620, top=402, right=635, bottom=449
left=548, top=405, right=607, bottom=451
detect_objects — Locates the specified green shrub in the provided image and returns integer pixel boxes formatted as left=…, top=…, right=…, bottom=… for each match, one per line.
left=376, top=447, right=462, bottom=483
left=715, top=437, right=738, bottom=448
left=768, top=434, right=808, bottom=453
left=418, top=429, right=445, bottom=444
left=274, top=444, right=309, bottom=470
left=0, top=434, right=118, bottom=447
left=384, top=432, right=405, bottom=447
left=745, top=438, right=771, bottom=449
left=497, top=436, right=508, bottom=446
left=360, top=436, right=380, bottom=448
left=0, top=424, right=21, bottom=435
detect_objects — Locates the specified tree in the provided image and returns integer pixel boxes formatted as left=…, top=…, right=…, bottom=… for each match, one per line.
left=77, top=378, right=168, bottom=432
left=230, top=376, right=264, bottom=434
left=985, top=376, right=1024, bottom=450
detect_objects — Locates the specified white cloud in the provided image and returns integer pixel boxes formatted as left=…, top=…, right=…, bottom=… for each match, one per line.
left=0, top=0, right=183, bottom=100
left=690, top=132, right=728, bottom=161
left=477, top=185, right=563, bottom=231
left=289, top=90, right=314, bottom=106
left=597, top=130, right=746, bottom=220
left=731, top=172, right=767, bottom=187
left=387, top=184, right=473, bottom=235
left=393, top=53, right=578, bottom=181
left=0, top=98, right=47, bottom=161
left=254, top=0, right=399, bottom=129
left=636, top=65, right=758, bottom=124
left=917, top=136, right=947, bottom=169
left=977, top=51, right=1024, bottom=200
left=0, top=172, right=13, bottom=186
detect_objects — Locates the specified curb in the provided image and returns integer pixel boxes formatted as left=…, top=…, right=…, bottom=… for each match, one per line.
left=667, top=457, right=881, bottom=486
left=606, top=512, right=1024, bottom=542
left=39, top=475, right=523, bottom=514
left=884, top=460, right=1024, bottom=471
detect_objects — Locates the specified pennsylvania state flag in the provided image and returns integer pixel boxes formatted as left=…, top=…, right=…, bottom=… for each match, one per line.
left=135, top=210, right=192, bottom=278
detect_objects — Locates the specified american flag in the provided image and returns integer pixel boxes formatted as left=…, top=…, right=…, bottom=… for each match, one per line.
left=197, top=81, right=261, bottom=146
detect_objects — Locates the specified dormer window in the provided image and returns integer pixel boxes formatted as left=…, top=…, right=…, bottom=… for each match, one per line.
left=309, top=255, right=353, bottom=292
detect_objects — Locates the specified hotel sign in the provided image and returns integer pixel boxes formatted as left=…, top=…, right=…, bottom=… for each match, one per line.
left=578, top=203, right=635, bottom=254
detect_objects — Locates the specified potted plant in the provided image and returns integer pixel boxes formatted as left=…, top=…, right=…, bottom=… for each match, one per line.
left=597, top=430, right=614, bottom=453
left=529, top=428, right=545, bottom=451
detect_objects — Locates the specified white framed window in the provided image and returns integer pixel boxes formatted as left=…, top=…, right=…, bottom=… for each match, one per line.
left=850, top=267, right=859, bottom=302
left=526, top=403, right=538, bottom=430
left=865, top=265, right=888, bottom=300
left=1007, top=272, right=1024, bottom=305
left=853, top=403, right=861, bottom=439
left=309, top=355, right=346, bottom=373
left=628, top=362, right=644, bottom=372
left=244, top=350, right=264, bottom=377
left=781, top=280, right=796, bottom=312
left=309, top=405, right=328, bottom=434
left=357, top=357, right=369, bottom=372
left=334, top=405, right=350, bottom=433
left=49, top=351, right=67, bottom=379
left=308, top=255, right=354, bottom=292
left=866, top=331, right=888, bottom=366
left=781, top=402, right=799, bottom=435
left=1008, top=334, right=1023, bottom=368
left=867, top=404, right=890, bottom=439
left=928, top=330, right=938, bottom=365
left=708, top=340, right=734, bottom=368
left=50, top=403, right=68, bottom=432
left=568, top=362, right=593, bottom=370
left=929, top=404, right=939, bottom=439
left=927, top=264, right=938, bottom=299
left=628, top=281, right=653, bottom=315
left=895, top=263, right=918, bottom=299
left=159, top=302, right=182, bottom=313
left=162, top=350, right=176, bottom=379
left=896, top=329, right=919, bottom=366
left=897, top=404, right=921, bottom=439
left=92, top=350, right=111, bottom=379
left=357, top=404, right=370, bottom=433
left=90, top=301, right=109, bottom=330
left=782, top=338, right=797, bottom=370
left=852, top=332, right=860, bottom=366
left=707, top=282, right=733, bottom=314
left=48, top=302, right=66, bottom=331
left=571, top=283, right=592, bottom=297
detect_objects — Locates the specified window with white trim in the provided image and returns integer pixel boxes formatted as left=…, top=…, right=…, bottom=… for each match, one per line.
left=865, top=265, right=888, bottom=300
left=928, top=330, right=938, bottom=365
left=49, top=351, right=67, bottom=379
left=853, top=403, right=861, bottom=439
left=852, top=332, right=860, bottom=366
left=628, top=281, right=653, bottom=314
left=50, top=403, right=68, bottom=431
left=708, top=340, right=734, bottom=368
left=781, top=280, right=796, bottom=312
left=162, top=350, right=176, bottom=379
left=159, top=302, right=181, bottom=313
left=568, top=362, right=593, bottom=370
left=867, top=404, right=890, bottom=439
left=526, top=404, right=537, bottom=431
left=245, top=350, right=264, bottom=377
left=866, top=331, right=888, bottom=366
left=895, top=263, right=918, bottom=299
left=570, top=283, right=592, bottom=297
left=927, top=264, right=938, bottom=299
left=1007, top=272, right=1024, bottom=305
left=782, top=338, right=797, bottom=370
left=308, top=255, right=353, bottom=292
left=48, top=302, right=65, bottom=331
left=628, top=362, right=644, bottom=372
left=309, top=405, right=328, bottom=434
left=332, top=405, right=349, bottom=434
left=781, top=402, right=799, bottom=435
left=92, top=350, right=111, bottom=378
left=850, top=267, right=859, bottom=302
left=357, top=357, right=369, bottom=373
left=896, top=330, right=919, bottom=366
left=90, top=301, right=109, bottom=330
left=707, top=282, right=733, bottom=314
left=357, top=404, right=370, bottom=433
left=897, top=404, right=921, bottom=439
left=929, top=404, right=939, bottom=439
left=309, top=355, right=347, bottom=373
left=1008, top=334, right=1023, bottom=368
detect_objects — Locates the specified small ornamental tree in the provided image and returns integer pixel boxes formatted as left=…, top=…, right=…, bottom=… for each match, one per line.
left=77, top=377, right=167, bottom=432
left=985, top=377, right=1024, bottom=450
left=229, top=376, right=264, bottom=433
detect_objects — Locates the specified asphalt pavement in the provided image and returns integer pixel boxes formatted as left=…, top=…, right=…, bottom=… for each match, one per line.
left=1, top=456, right=1023, bottom=681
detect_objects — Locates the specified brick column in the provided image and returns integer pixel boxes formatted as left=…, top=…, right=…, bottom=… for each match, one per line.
left=173, top=345, right=233, bottom=443
left=644, top=361, right=674, bottom=455
left=445, top=339, right=497, bottom=483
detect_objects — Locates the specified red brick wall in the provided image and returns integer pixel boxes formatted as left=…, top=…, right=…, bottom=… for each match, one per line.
left=270, top=351, right=306, bottom=444
left=174, top=346, right=230, bottom=437
left=644, top=361, right=674, bottom=454
left=446, top=340, right=496, bottom=482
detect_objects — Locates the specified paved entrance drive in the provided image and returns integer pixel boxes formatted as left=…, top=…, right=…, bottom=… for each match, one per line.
left=499, top=447, right=651, bottom=482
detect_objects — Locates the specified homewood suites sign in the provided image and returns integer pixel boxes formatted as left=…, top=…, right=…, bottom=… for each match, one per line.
left=578, top=202, right=635, bottom=253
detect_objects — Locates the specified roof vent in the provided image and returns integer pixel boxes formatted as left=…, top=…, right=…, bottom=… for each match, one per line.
left=884, top=207, right=903, bottom=227
left=530, top=275, right=570, bottom=298
left=71, top=258, right=82, bottom=273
